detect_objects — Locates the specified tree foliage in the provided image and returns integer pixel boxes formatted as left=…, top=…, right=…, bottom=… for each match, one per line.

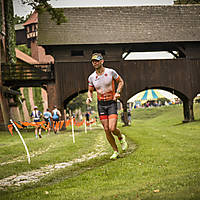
left=4, top=0, right=16, bottom=64
left=14, top=13, right=32, bottom=24
left=66, top=93, right=97, bottom=113
left=17, top=44, right=31, bottom=56
left=21, top=0, right=67, bottom=24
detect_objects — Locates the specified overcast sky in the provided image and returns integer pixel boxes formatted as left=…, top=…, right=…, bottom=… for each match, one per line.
left=13, top=0, right=174, bottom=17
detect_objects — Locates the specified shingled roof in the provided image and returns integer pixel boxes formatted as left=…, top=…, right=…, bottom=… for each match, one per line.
left=23, top=11, right=38, bottom=26
left=38, top=5, right=200, bottom=45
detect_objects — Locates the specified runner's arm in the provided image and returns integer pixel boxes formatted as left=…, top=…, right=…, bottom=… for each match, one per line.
left=116, top=75, right=124, bottom=93
left=114, top=76, right=124, bottom=100
left=86, top=86, right=94, bottom=104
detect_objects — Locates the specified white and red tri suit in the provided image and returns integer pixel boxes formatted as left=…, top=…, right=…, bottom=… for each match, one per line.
left=88, top=67, right=120, bottom=120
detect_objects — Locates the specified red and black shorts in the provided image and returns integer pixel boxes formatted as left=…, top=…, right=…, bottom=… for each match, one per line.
left=98, top=100, right=118, bottom=120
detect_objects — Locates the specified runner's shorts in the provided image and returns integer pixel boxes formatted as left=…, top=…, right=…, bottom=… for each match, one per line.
left=53, top=118, right=59, bottom=122
left=34, top=119, right=40, bottom=123
left=98, top=100, right=118, bottom=120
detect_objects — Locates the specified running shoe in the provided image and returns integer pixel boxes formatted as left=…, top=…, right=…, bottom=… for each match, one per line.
left=110, top=151, right=119, bottom=160
left=39, top=134, right=42, bottom=138
left=120, top=134, right=128, bottom=151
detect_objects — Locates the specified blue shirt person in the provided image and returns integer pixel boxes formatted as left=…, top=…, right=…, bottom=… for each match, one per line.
left=52, top=105, right=61, bottom=134
left=43, top=108, right=52, bottom=135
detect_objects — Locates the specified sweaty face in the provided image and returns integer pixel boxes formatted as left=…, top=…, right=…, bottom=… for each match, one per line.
left=91, top=59, right=103, bottom=69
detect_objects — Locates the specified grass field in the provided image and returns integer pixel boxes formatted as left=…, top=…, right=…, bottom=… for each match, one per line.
left=0, top=104, right=200, bottom=200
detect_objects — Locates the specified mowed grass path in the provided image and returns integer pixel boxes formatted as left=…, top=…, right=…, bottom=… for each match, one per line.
left=0, top=104, right=200, bottom=200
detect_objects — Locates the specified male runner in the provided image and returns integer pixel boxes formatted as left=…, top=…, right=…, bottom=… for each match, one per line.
left=86, top=53, right=128, bottom=159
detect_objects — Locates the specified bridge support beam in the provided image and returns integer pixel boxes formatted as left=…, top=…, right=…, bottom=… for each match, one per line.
left=183, top=99, right=194, bottom=122
left=47, top=82, right=64, bottom=119
left=47, top=82, right=57, bottom=110
left=0, top=91, right=9, bottom=128
left=121, top=101, right=129, bottom=126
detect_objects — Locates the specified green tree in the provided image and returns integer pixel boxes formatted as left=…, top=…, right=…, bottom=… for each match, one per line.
left=14, top=12, right=33, bottom=24
left=2, top=0, right=67, bottom=64
left=4, top=0, right=16, bottom=64
left=66, top=93, right=97, bottom=113
left=21, top=0, right=67, bottom=24
left=13, top=15, right=26, bottom=24
left=17, top=44, right=31, bottom=56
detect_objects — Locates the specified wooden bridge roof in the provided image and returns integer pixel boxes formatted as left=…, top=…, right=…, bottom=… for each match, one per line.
left=38, top=5, right=200, bottom=46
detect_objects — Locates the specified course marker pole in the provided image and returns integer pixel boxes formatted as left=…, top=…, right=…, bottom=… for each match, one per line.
left=10, top=119, right=31, bottom=164
left=84, top=119, right=87, bottom=133
left=71, top=118, right=75, bottom=143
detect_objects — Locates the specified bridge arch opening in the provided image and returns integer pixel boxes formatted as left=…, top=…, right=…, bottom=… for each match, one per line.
left=126, top=87, right=196, bottom=122
left=127, top=88, right=183, bottom=109
left=63, top=90, right=98, bottom=120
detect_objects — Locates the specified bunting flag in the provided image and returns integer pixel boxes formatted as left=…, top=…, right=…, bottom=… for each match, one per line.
left=86, top=119, right=96, bottom=126
left=40, top=123, right=47, bottom=130
left=20, top=121, right=32, bottom=127
left=59, top=120, right=64, bottom=130
left=65, top=119, right=71, bottom=128
left=30, top=122, right=40, bottom=127
left=14, top=121, right=23, bottom=129
left=46, top=122, right=50, bottom=130
left=75, top=120, right=84, bottom=127
left=8, top=124, right=13, bottom=136
left=7, top=118, right=97, bottom=136
left=56, top=121, right=60, bottom=130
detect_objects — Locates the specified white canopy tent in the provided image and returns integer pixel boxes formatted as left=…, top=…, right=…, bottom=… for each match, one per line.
left=128, top=89, right=178, bottom=103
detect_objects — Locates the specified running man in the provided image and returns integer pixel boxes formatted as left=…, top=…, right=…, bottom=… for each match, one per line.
left=86, top=53, right=128, bottom=160
left=52, top=105, right=61, bottom=134
left=43, top=108, right=53, bottom=135
left=31, top=106, right=42, bottom=138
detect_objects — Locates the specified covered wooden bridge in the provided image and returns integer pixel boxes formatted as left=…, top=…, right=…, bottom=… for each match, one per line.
left=37, top=5, right=200, bottom=123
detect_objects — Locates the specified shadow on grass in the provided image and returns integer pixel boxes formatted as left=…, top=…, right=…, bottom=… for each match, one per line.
left=173, top=118, right=200, bottom=126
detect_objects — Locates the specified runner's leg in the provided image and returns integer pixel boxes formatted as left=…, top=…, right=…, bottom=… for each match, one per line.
left=107, top=101, right=123, bottom=140
left=35, top=127, right=38, bottom=137
left=101, top=119, right=118, bottom=152
left=109, top=118, right=123, bottom=140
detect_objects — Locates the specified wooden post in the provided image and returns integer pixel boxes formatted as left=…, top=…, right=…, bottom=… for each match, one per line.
left=122, top=101, right=129, bottom=126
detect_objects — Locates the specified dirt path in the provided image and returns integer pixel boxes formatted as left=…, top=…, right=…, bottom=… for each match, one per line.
left=0, top=134, right=108, bottom=190
left=0, top=134, right=136, bottom=190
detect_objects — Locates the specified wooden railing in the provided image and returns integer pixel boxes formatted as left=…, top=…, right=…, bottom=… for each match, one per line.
left=1, top=63, right=55, bottom=87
